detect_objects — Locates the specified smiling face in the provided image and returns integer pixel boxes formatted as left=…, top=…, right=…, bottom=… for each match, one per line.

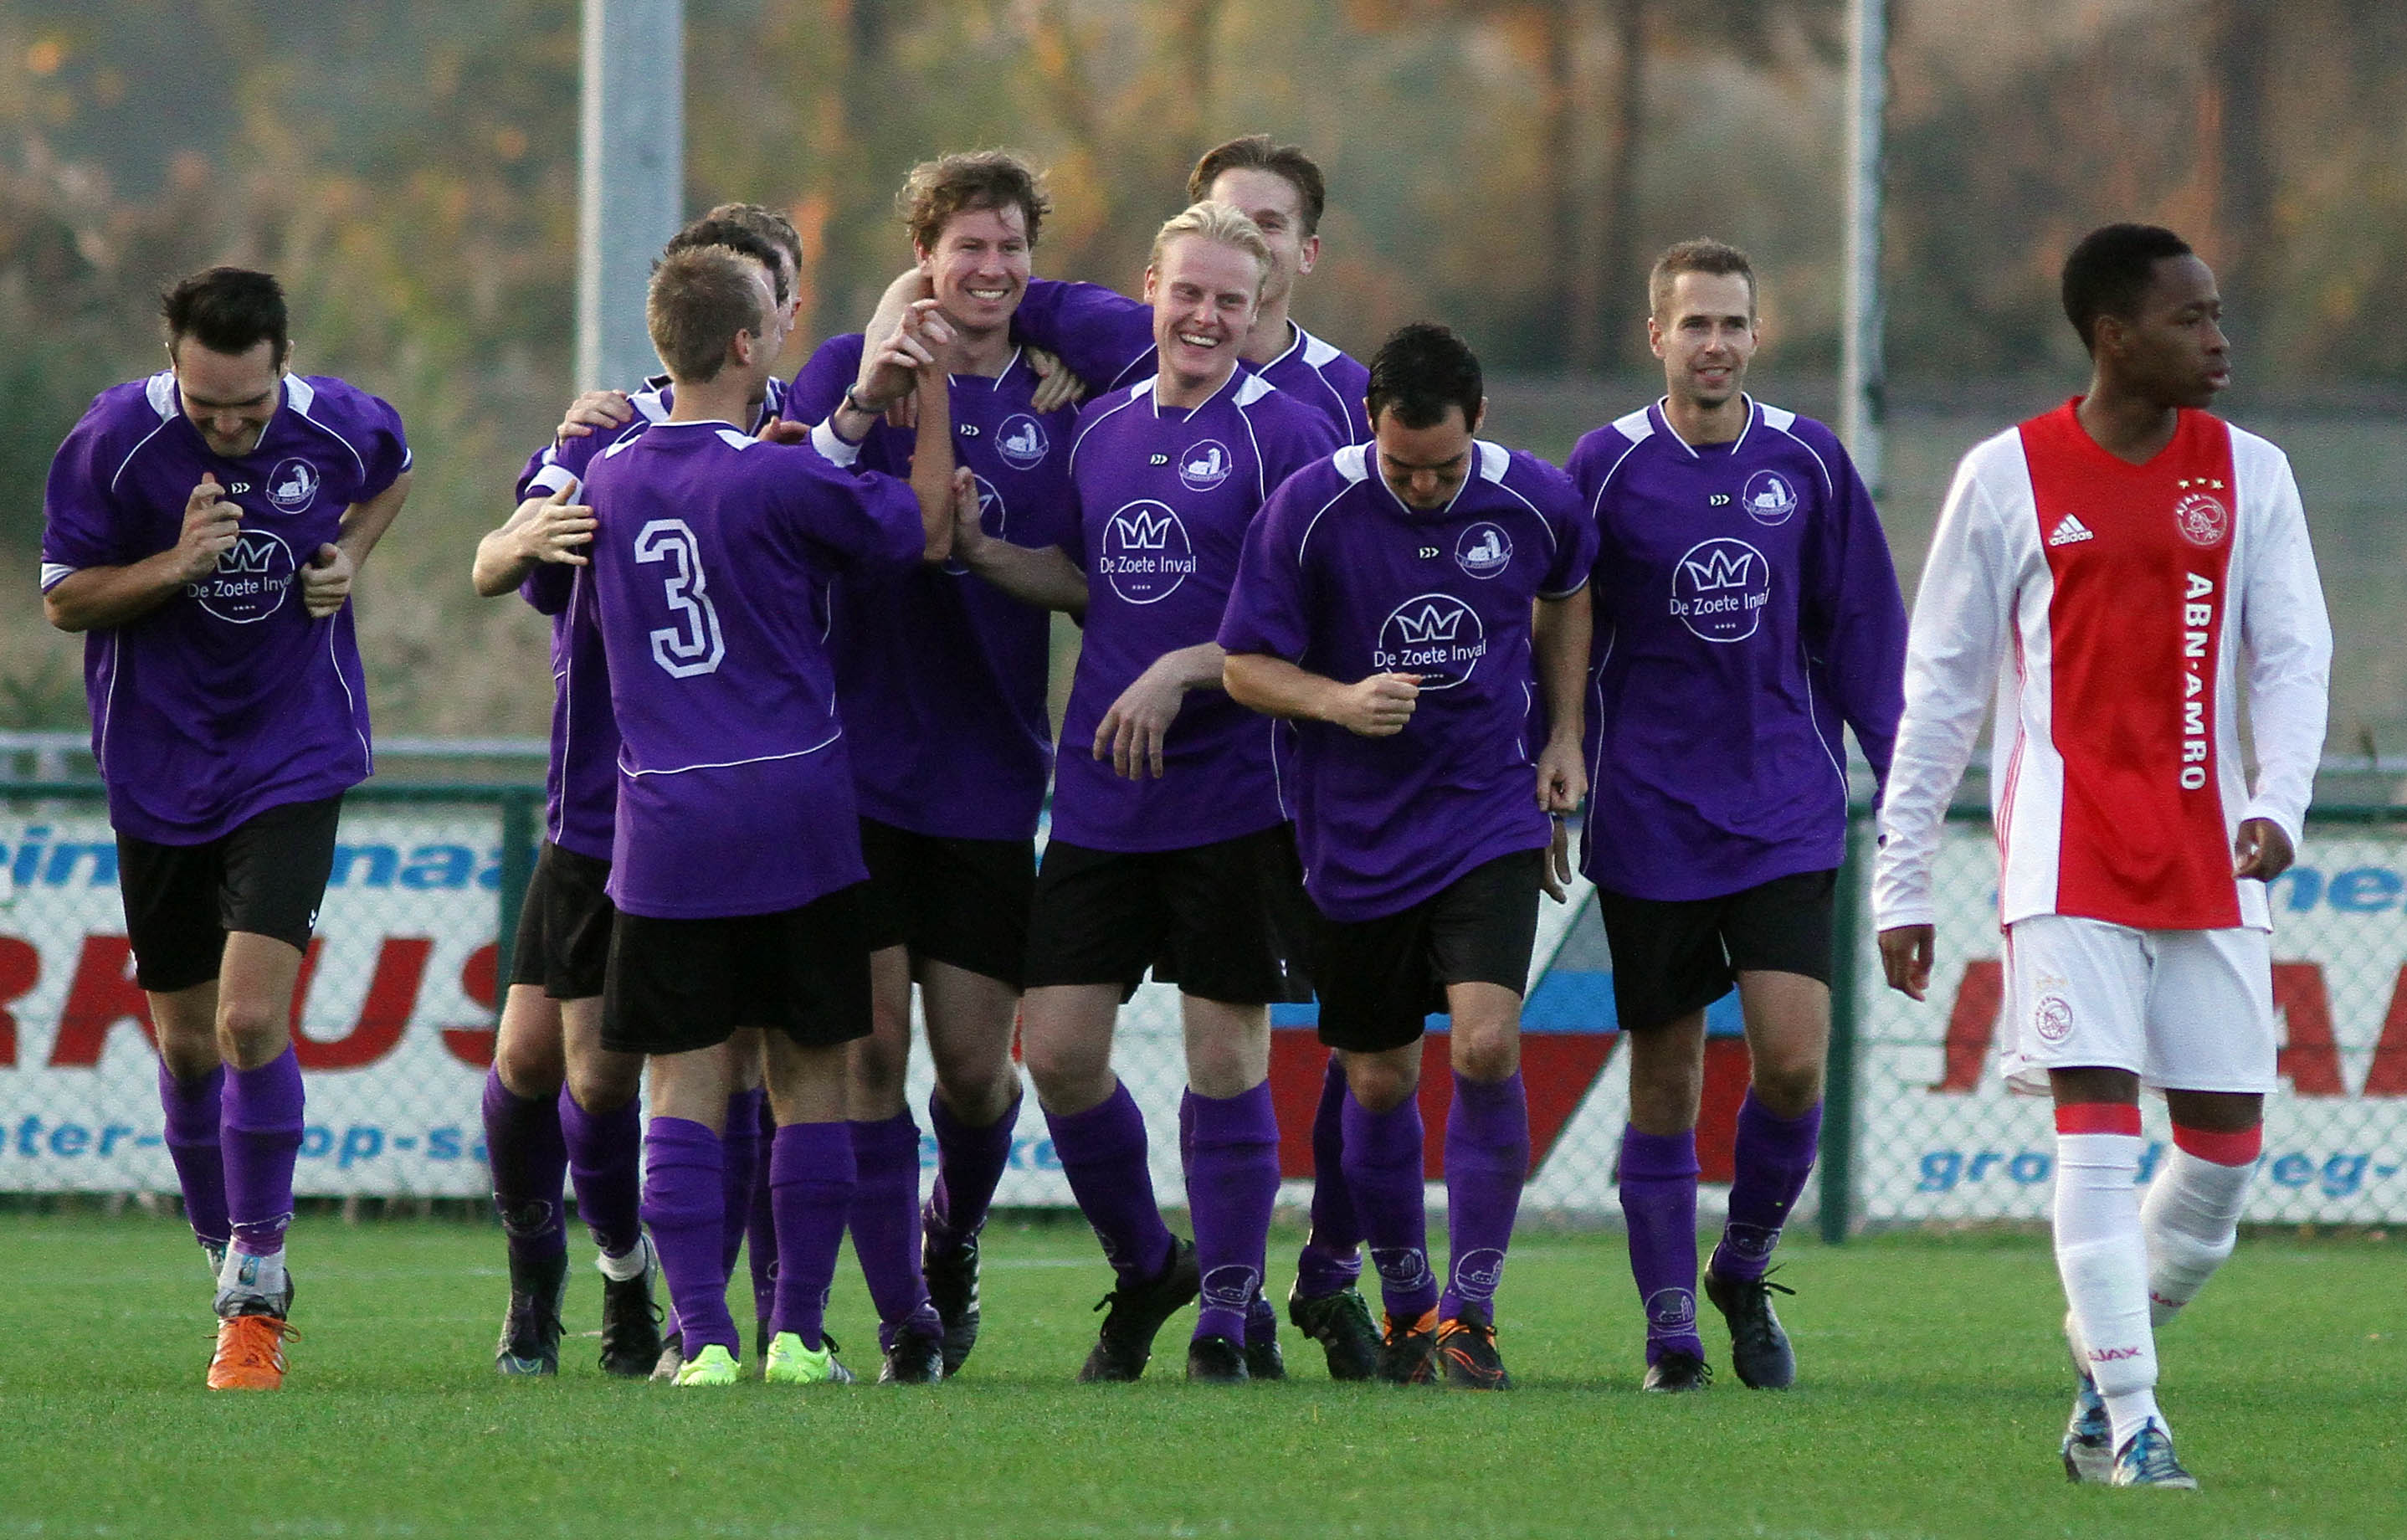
left=1204, top=167, right=1316, bottom=312
left=1373, top=401, right=1484, bottom=511
left=917, top=201, right=1032, bottom=341
left=1143, top=234, right=1265, bottom=396
left=171, top=337, right=285, bottom=458
left=2101, top=254, right=2230, bottom=408
left=1649, top=270, right=1758, bottom=413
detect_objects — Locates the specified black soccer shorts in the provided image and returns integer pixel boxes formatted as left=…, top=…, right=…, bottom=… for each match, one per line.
left=856, top=817, right=1037, bottom=990
left=1591, top=867, right=1836, bottom=1034
left=115, top=796, right=343, bottom=992
left=508, top=841, right=617, bottom=1002
left=1311, top=849, right=1545, bottom=1053
left=602, top=882, right=875, bottom=1056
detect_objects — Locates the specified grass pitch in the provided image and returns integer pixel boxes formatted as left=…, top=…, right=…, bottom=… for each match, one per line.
left=0, top=1213, right=2396, bottom=1539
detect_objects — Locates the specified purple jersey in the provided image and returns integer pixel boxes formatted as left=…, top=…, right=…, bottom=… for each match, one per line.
left=40, top=372, right=410, bottom=844
left=511, top=377, right=789, bottom=861
left=1568, top=398, right=1906, bottom=901
left=581, top=420, right=924, bottom=918
left=788, top=338, right=1075, bottom=839
left=1053, top=372, right=1341, bottom=852
left=1014, top=280, right=1371, bottom=444
left=1219, top=442, right=1596, bottom=921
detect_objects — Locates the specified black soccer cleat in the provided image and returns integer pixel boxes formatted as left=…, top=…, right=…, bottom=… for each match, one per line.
left=879, top=1322, right=947, bottom=1385
left=1286, top=1279, right=1378, bottom=1383
left=1375, top=1308, right=1440, bottom=1386
left=595, top=1245, right=663, bottom=1379
left=1701, top=1265, right=1796, bottom=1389
left=1243, top=1292, right=1286, bottom=1380
left=1186, top=1333, right=1250, bottom=1383
left=1434, top=1302, right=1511, bottom=1389
left=496, top=1249, right=568, bottom=1377
left=922, top=1212, right=983, bottom=1378
left=1076, top=1238, right=1200, bottom=1383
left=1642, top=1349, right=1712, bottom=1393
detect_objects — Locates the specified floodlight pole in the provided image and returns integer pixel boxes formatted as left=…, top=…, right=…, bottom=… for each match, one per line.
left=576, top=0, right=685, bottom=393
left=1840, top=0, right=1887, bottom=500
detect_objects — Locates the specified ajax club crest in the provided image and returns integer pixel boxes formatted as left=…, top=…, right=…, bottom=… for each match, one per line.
left=2173, top=482, right=2230, bottom=548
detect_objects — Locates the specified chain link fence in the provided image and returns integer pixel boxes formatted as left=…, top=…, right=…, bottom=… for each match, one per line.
left=2, top=780, right=2400, bottom=1229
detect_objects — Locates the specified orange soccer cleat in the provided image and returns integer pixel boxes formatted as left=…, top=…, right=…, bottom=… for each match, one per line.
left=207, top=1313, right=298, bottom=1390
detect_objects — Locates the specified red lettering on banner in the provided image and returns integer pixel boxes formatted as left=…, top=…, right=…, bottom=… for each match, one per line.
left=440, top=942, right=501, bottom=1069
left=2271, top=962, right=2343, bottom=1096
left=2358, top=964, right=2407, bottom=1097
left=294, top=937, right=431, bottom=1071
left=0, top=936, right=38, bottom=1066
left=48, top=937, right=155, bottom=1066
left=1928, top=960, right=2004, bottom=1093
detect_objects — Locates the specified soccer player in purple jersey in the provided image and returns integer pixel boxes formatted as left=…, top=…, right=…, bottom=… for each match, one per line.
left=1221, top=323, right=1596, bottom=1389
left=40, top=267, right=413, bottom=1389
left=470, top=214, right=799, bottom=1378
left=952, top=203, right=1340, bottom=1383
left=787, top=152, right=1080, bottom=1382
left=581, top=247, right=959, bottom=1389
left=1566, top=240, right=1907, bottom=1392
left=1009, top=136, right=1372, bottom=451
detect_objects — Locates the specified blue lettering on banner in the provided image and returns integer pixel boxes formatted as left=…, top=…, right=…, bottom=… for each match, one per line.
left=3, top=830, right=533, bottom=891
left=1913, top=1142, right=2394, bottom=1198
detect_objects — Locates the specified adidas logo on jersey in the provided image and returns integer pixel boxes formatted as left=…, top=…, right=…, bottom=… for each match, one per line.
left=2047, top=514, right=2094, bottom=547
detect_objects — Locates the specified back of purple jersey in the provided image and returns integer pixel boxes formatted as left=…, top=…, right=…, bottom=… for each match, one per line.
left=1219, top=443, right=1595, bottom=920
left=1568, top=398, right=1906, bottom=901
left=1053, top=372, right=1340, bottom=852
left=581, top=422, right=924, bottom=918
left=510, top=377, right=790, bottom=861
left=41, top=372, right=411, bottom=843
left=789, top=337, right=1076, bottom=839
left=1014, top=280, right=1370, bottom=447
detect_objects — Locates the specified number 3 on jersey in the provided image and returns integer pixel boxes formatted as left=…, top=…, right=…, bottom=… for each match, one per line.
left=634, top=519, right=726, bottom=677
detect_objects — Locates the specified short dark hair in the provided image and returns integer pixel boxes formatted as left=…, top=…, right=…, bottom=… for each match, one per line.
left=1188, top=135, right=1327, bottom=237
left=900, top=151, right=1050, bottom=254
left=2061, top=223, right=2195, bottom=352
left=162, top=267, right=289, bottom=364
left=664, top=218, right=789, bottom=304
left=646, top=246, right=770, bottom=383
left=1365, top=322, right=1484, bottom=432
left=699, top=203, right=804, bottom=297
left=1649, top=239, right=1755, bottom=320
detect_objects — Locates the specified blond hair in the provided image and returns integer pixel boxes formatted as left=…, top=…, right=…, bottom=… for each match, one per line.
left=1148, top=201, right=1272, bottom=291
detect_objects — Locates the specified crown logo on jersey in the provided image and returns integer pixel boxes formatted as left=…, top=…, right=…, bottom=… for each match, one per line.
left=1392, top=602, right=1467, bottom=645
left=1110, top=509, right=1175, bottom=550
left=2046, top=514, right=2094, bottom=547
left=1681, top=546, right=1757, bottom=591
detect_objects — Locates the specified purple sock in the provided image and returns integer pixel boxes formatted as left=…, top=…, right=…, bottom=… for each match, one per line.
left=157, top=1062, right=230, bottom=1250
left=1340, top=1087, right=1437, bottom=1320
left=643, top=1116, right=735, bottom=1355
left=559, top=1089, right=642, bottom=1258
left=849, top=1112, right=940, bottom=1346
left=770, top=1122, right=856, bottom=1348
left=1440, top=1070, right=1527, bottom=1322
left=482, top=1069, right=567, bottom=1264
left=721, top=1088, right=765, bottom=1285
left=1619, top=1126, right=1703, bottom=1363
left=926, top=1089, right=1019, bottom=1246
left=1186, top=1082, right=1280, bottom=1344
left=1712, top=1094, right=1823, bottom=1282
left=747, top=1094, right=777, bottom=1327
left=1296, top=1055, right=1367, bottom=1298
left=222, top=1048, right=305, bottom=1256
left=1045, top=1081, right=1176, bottom=1284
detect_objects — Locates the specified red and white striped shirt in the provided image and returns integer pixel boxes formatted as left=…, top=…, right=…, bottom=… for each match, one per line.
left=1874, top=401, right=2330, bottom=933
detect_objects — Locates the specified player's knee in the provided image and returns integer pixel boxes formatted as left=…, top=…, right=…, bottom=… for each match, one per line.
left=932, top=1055, right=1018, bottom=1122
left=1750, top=1054, right=1825, bottom=1116
left=1449, top=1028, right=1520, bottom=1086
left=1020, top=1030, right=1108, bottom=1103
left=849, top=1033, right=908, bottom=1103
left=214, top=995, right=290, bottom=1060
left=1344, top=1058, right=1416, bottom=1113
left=564, top=1055, right=638, bottom=1113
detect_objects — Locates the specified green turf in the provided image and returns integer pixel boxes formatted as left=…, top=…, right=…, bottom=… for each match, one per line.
left=0, top=1214, right=2396, bottom=1539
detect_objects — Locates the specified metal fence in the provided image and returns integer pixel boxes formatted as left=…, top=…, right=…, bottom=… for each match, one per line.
left=3, top=782, right=2402, bottom=1229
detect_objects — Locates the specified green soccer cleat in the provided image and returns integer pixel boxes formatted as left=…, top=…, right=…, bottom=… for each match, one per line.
left=764, top=1331, right=858, bottom=1386
left=671, top=1342, right=739, bottom=1388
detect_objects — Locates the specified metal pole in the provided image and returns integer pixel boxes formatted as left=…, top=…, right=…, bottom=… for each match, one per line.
left=577, top=0, right=685, bottom=393
left=1819, top=810, right=1871, bottom=1245
left=1839, top=0, right=1887, bottom=499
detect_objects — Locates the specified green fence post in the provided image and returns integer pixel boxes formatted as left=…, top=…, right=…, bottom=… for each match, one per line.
left=1820, top=808, right=1871, bottom=1245
left=495, top=788, right=539, bottom=981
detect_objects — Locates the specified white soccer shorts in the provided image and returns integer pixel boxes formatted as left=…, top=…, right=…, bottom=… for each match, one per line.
left=1999, top=914, right=2276, bottom=1095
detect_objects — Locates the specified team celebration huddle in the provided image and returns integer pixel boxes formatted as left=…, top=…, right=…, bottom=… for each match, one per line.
left=39, top=127, right=2328, bottom=1494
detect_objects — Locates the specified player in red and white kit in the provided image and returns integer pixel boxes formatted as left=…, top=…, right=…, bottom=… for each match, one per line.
left=1871, top=225, right=2330, bottom=1490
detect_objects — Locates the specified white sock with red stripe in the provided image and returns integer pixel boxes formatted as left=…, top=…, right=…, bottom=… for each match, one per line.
left=2143, top=1124, right=2261, bottom=1327
left=2053, top=1103, right=2161, bottom=1451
